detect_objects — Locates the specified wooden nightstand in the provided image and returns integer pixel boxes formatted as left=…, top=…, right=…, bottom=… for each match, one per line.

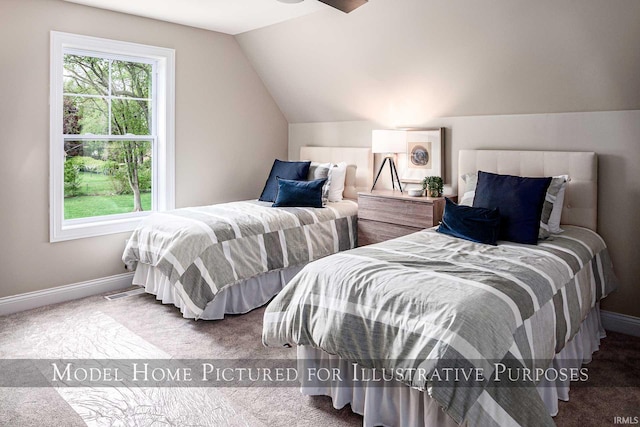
left=357, top=190, right=455, bottom=246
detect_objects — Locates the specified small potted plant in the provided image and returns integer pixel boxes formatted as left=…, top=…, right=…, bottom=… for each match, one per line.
left=422, top=176, right=443, bottom=198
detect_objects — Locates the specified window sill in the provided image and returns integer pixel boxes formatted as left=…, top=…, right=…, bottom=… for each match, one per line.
left=51, top=212, right=151, bottom=242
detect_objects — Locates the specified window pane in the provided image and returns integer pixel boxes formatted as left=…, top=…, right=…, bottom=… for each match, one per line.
left=63, top=96, right=109, bottom=135
left=111, top=60, right=152, bottom=99
left=111, top=99, right=151, bottom=135
left=64, top=140, right=152, bottom=220
left=63, top=54, right=109, bottom=96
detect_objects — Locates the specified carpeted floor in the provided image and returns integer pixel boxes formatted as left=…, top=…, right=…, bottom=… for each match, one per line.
left=0, top=288, right=638, bottom=426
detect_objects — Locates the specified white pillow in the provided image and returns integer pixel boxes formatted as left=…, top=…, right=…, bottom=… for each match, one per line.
left=544, top=175, right=569, bottom=234
left=307, top=162, right=332, bottom=206
left=307, top=162, right=332, bottom=180
left=459, top=173, right=477, bottom=206
left=327, top=162, right=347, bottom=202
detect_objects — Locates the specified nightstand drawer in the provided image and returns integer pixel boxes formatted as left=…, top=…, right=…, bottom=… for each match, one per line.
left=358, top=219, right=421, bottom=246
left=356, top=191, right=451, bottom=246
left=358, top=195, right=434, bottom=228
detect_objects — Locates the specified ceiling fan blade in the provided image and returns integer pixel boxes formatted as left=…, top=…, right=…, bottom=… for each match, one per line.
left=318, top=0, right=368, bottom=13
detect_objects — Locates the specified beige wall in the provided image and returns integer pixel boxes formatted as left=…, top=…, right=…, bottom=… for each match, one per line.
left=289, top=112, right=640, bottom=318
left=0, top=0, right=287, bottom=298
left=237, top=0, right=640, bottom=318
left=237, top=0, right=640, bottom=124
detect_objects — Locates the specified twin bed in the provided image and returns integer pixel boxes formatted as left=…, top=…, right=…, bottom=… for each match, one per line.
left=263, top=150, right=617, bottom=426
left=123, top=149, right=617, bottom=427
left=122, top=146, right=373, bottom=319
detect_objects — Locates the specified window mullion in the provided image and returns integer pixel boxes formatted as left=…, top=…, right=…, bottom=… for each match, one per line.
left=63, top=135, right=153, bottom=141
left=63, top=92, right=151, bottom=102
left=108, top=59, right=112, bottom=135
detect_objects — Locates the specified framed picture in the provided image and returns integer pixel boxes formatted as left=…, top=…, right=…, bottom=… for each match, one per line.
left=399, top=128, right=444, bottom=184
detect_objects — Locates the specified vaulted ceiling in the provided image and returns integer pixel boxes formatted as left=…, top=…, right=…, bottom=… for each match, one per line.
left=63, top=0, right=640, bottom=125
left=63, top=0, right=328, bottom=34
left=236, top=0, right=640, bottom=125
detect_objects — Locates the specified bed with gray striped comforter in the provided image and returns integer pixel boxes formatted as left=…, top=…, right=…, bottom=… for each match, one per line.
left=122, top=200, right=358, bottom=319
left=263, top=226, right=617, bottom=426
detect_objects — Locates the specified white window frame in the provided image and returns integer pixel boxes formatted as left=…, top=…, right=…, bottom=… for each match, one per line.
left=50, top=32, right=175, bottom=242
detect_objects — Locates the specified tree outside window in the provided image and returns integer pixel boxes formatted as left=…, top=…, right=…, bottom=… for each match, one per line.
left=62, top=54, right=154, bottom=219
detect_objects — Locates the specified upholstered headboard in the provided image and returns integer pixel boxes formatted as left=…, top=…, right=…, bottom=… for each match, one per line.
left=300, top=146, right=373, bottom=200
left=458, top=150, right=598, bottom=231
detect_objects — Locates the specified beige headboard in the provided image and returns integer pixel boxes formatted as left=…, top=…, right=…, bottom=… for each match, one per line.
left=458, top=150, right=598, bottom=231
left=300, top=146, right=373, bottom=200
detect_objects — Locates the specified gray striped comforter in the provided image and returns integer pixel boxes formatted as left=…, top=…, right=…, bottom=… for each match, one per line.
left=263, top=226, right=618, bottom=426
left=122, top=200, right=358, bottom=319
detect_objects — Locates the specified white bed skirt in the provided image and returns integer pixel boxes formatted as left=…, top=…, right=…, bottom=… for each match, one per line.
left=298, top=303, right=605, bottom=427
left=133, top=263, right=304, bottom=320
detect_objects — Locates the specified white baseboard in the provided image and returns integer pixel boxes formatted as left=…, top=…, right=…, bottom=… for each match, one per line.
left=0, top=272, right=134, bottom=317
left=601, top=310, right=640, bottom=337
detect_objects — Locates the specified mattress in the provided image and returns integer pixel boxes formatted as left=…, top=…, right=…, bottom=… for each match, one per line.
left=263, top=225, right=618, bottom=426
left=123, top=199, right=358, bottom=319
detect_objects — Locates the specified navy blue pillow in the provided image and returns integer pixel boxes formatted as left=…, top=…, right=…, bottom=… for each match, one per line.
left=437, top=198, right=501, bottom=245
left=473, top=171, right=552, bottom=244
left=272, top=177, right=327, bottom=208
left=259, top=160, right=311, bottom=202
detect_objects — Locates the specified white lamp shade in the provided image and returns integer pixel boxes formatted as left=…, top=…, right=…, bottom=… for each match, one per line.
left=372, top=130, right=407, bottom=154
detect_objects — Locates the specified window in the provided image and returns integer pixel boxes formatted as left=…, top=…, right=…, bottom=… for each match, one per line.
left=50, top=32, right=175, bottom=241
